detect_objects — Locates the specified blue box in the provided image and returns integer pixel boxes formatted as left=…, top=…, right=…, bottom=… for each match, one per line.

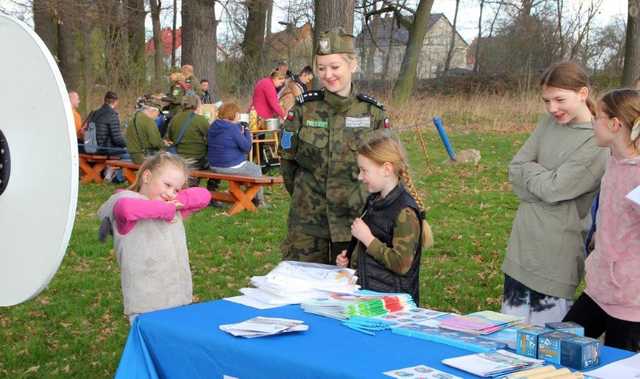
left=545, top=321, right=584, bottom=336
left=560, top=335, right=601, bottom=370
left=516, top=326, right=549, bottom=358
left=538, top=331, right=574, bottom=364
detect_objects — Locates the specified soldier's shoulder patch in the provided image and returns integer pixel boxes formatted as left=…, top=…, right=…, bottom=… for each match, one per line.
left=356, top=93, right=384, bottom=110
left=296, top=90, right=325, bottom=105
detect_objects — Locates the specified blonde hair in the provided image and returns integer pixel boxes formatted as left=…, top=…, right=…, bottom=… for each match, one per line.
left=270, top=70, right=286, bottom=80
left=313, top=53, right=359, bottom=75
left=599, top=89, right=640, bottom=152
left=129, top=152, right=190, bottom=192
left=358, top=134, right=433, bottom=248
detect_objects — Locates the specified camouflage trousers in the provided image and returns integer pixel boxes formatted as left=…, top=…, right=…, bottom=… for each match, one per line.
left=281, top=228, right=349, bottom=265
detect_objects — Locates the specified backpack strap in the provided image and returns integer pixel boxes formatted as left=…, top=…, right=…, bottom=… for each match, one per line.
left=173, top=112, right=195, bottom=147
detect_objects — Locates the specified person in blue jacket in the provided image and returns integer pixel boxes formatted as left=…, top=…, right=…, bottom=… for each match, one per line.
left=207, top=103, right=266, bottom=206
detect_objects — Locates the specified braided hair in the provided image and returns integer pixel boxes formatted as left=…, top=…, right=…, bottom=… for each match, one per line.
left=358, top=134, right=433, bottom=248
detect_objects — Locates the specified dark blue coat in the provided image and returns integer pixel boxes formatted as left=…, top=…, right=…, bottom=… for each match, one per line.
left=207, top=119, right=252, bottom=168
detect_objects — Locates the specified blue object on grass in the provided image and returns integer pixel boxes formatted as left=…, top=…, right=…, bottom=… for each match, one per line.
left=433, top=116, right=456, bottom=161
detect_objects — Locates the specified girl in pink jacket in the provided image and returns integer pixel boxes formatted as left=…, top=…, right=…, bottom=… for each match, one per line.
left=563, top=89, right=640, bottom=351
left=98, top=153, right=211, bottom=324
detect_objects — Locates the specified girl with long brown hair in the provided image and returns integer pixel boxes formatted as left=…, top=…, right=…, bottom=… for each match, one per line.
left=501, top=61, right=609, bottom=324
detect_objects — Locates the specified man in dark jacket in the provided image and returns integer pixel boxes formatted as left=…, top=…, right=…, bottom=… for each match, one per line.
left=92, top=91, right=127, bottom=154
left=90, top=91, right=129, bottom=182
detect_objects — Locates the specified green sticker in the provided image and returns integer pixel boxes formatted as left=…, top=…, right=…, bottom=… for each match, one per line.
left=305, top=120, right=328, bottom=128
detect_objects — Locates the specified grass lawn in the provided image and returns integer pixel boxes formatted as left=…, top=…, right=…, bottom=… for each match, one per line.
left=0, top=129, right=528, bottom=378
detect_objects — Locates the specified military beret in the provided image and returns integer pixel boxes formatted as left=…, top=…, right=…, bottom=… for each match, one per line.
left=316, top=27, right=355, bottom=55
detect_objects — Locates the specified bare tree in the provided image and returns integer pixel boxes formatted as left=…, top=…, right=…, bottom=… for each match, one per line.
left=242, top=0, right=270, bottom=77
left=127, top=0, right=146, bottom=86
left=171, top=0, right=178, bottom=68
left=392, top=0, right=435, bottom=104
left=444, top=0, right=460, bottom=72
left=474, top=0, right=484, bottom=73
left=182, top=0, right=218, bottom=88
left=150, top=0, right=164, bottom=85
left=33, top=0, right=59, bottom=57
left=314, top=0, right=355, bottom=53
left=623, top=0, right=640, bottom=86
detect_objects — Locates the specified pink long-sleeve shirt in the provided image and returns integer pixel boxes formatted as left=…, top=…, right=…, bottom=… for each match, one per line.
left=113, top=187, right=211, bottom=235
left=251, top=77, right=285, bottom=119
left=585, top=154, right=640, bottom=322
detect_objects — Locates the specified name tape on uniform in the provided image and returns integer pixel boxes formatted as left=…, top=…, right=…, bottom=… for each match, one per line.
left=345, top=117, right=371, bottom=128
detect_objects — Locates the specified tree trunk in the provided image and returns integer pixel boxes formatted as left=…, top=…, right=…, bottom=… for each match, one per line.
left=150, top=0, right=163, bottom=86
left=622, top=0, right=640, bottom=86
left=473, top=0, right=484, bottom=73
left=241, top=0, right=269, bottom=80
left=101, top=0, right=129, bottom=88
left=171, top=0, right=178, bottom=68
left=313, top=0, right=355, bottom=52
left=382, top=14, right=396, bottom=78
left=33, top=0, right=59, bottom=57
left=57, top=2, right=83, bottom=91
left=444, top=0, right=460, bottom=72
left=266, top=0, right=272, bottom=38
left=392, top=0, right=435, bottom=104
left=127, top=0, right=146, bottom=87
left=182, top=0, right=218, bottom=89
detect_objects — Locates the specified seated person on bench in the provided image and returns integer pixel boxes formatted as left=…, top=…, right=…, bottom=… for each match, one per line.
left=90, top=91, right=130, bottom=182
left=207, top=103, right=266, bottom=207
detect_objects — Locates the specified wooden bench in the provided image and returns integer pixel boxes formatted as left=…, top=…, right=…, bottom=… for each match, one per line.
left=106, top=160, right=283, bottom=215
left=79, top=154, right=120, bottom=184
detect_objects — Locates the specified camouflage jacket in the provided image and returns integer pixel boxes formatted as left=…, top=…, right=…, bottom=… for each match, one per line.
left=351, top=207, right=421, bottom=274
left=126, top=111, right=165, bottom=164
left=167, top=110, right=209, bottom=162
left=278, top=88, right=389, bottom=241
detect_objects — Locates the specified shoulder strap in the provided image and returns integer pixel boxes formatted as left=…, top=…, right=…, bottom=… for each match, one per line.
left=174, top=112, right=195, bottom=146
left=356, top=93, right=385, bottom=111
left=296, top=90, right=325, bottom=105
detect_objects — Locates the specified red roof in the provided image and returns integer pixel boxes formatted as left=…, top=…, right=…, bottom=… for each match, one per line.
left=145, top=27, right=182, bottom=56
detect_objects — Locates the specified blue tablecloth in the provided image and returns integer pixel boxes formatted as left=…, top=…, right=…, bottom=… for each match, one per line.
left=115, top=300, right=633, bottom=379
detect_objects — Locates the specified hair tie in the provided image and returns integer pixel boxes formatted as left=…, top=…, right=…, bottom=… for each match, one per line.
left=631, top=117, right=640, bottom=142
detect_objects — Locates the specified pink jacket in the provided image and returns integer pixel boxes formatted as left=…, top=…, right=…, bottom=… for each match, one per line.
left=251, top=77, right=285, bottom=119
left=113, top=187, right=211, bottom=235
left=585, top=154, right=640, bottom=322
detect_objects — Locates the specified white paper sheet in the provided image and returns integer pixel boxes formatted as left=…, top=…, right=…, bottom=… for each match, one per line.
left=224, top=296, right=283, bottom=310
left=586, top=353, right=640, bottom=379
left=626, top=185, right=640, bottom=206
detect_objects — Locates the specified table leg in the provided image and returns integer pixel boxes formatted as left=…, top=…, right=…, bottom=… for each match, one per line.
left=227, top=181, right=259, bottom=215
left=80, top=160, right=104, bottom=184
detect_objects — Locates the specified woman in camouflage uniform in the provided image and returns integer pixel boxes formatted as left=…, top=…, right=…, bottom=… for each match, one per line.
left=279, top=27, right=391, bottom=264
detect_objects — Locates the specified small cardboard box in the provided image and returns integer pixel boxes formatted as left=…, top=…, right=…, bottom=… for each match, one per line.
left=560, top=335, right=601, bottom=370
left=538, top=331, right=574, bottom=364
left=545, top=321, right=584, bottom=336
left=516, top=326, right=549, bottom=358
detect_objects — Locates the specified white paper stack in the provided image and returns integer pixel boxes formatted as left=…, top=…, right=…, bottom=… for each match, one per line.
left=219, top=317, right=308, bottom=338
left=442, top=350, right=544, bottom=377
left=239, top=261, right=359, bottom=306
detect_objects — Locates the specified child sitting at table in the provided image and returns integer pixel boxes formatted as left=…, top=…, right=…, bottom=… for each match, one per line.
left=336, top=135, right=433, bottom=305
left=98, top=152, right=211, bottom=324
left=207, top=102, right=266, bottom=207
left=563, top=89, right=640, bottom=351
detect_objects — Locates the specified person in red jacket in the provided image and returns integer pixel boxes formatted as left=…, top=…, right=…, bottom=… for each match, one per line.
left=251, top=70, right=286, bottom=120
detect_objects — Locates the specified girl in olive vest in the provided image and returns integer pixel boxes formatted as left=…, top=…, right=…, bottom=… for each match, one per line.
left=336, top=135, right=433, bottom=305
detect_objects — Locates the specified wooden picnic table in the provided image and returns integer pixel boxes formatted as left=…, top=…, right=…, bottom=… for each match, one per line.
left=105, top=160, right=283, bottom=215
